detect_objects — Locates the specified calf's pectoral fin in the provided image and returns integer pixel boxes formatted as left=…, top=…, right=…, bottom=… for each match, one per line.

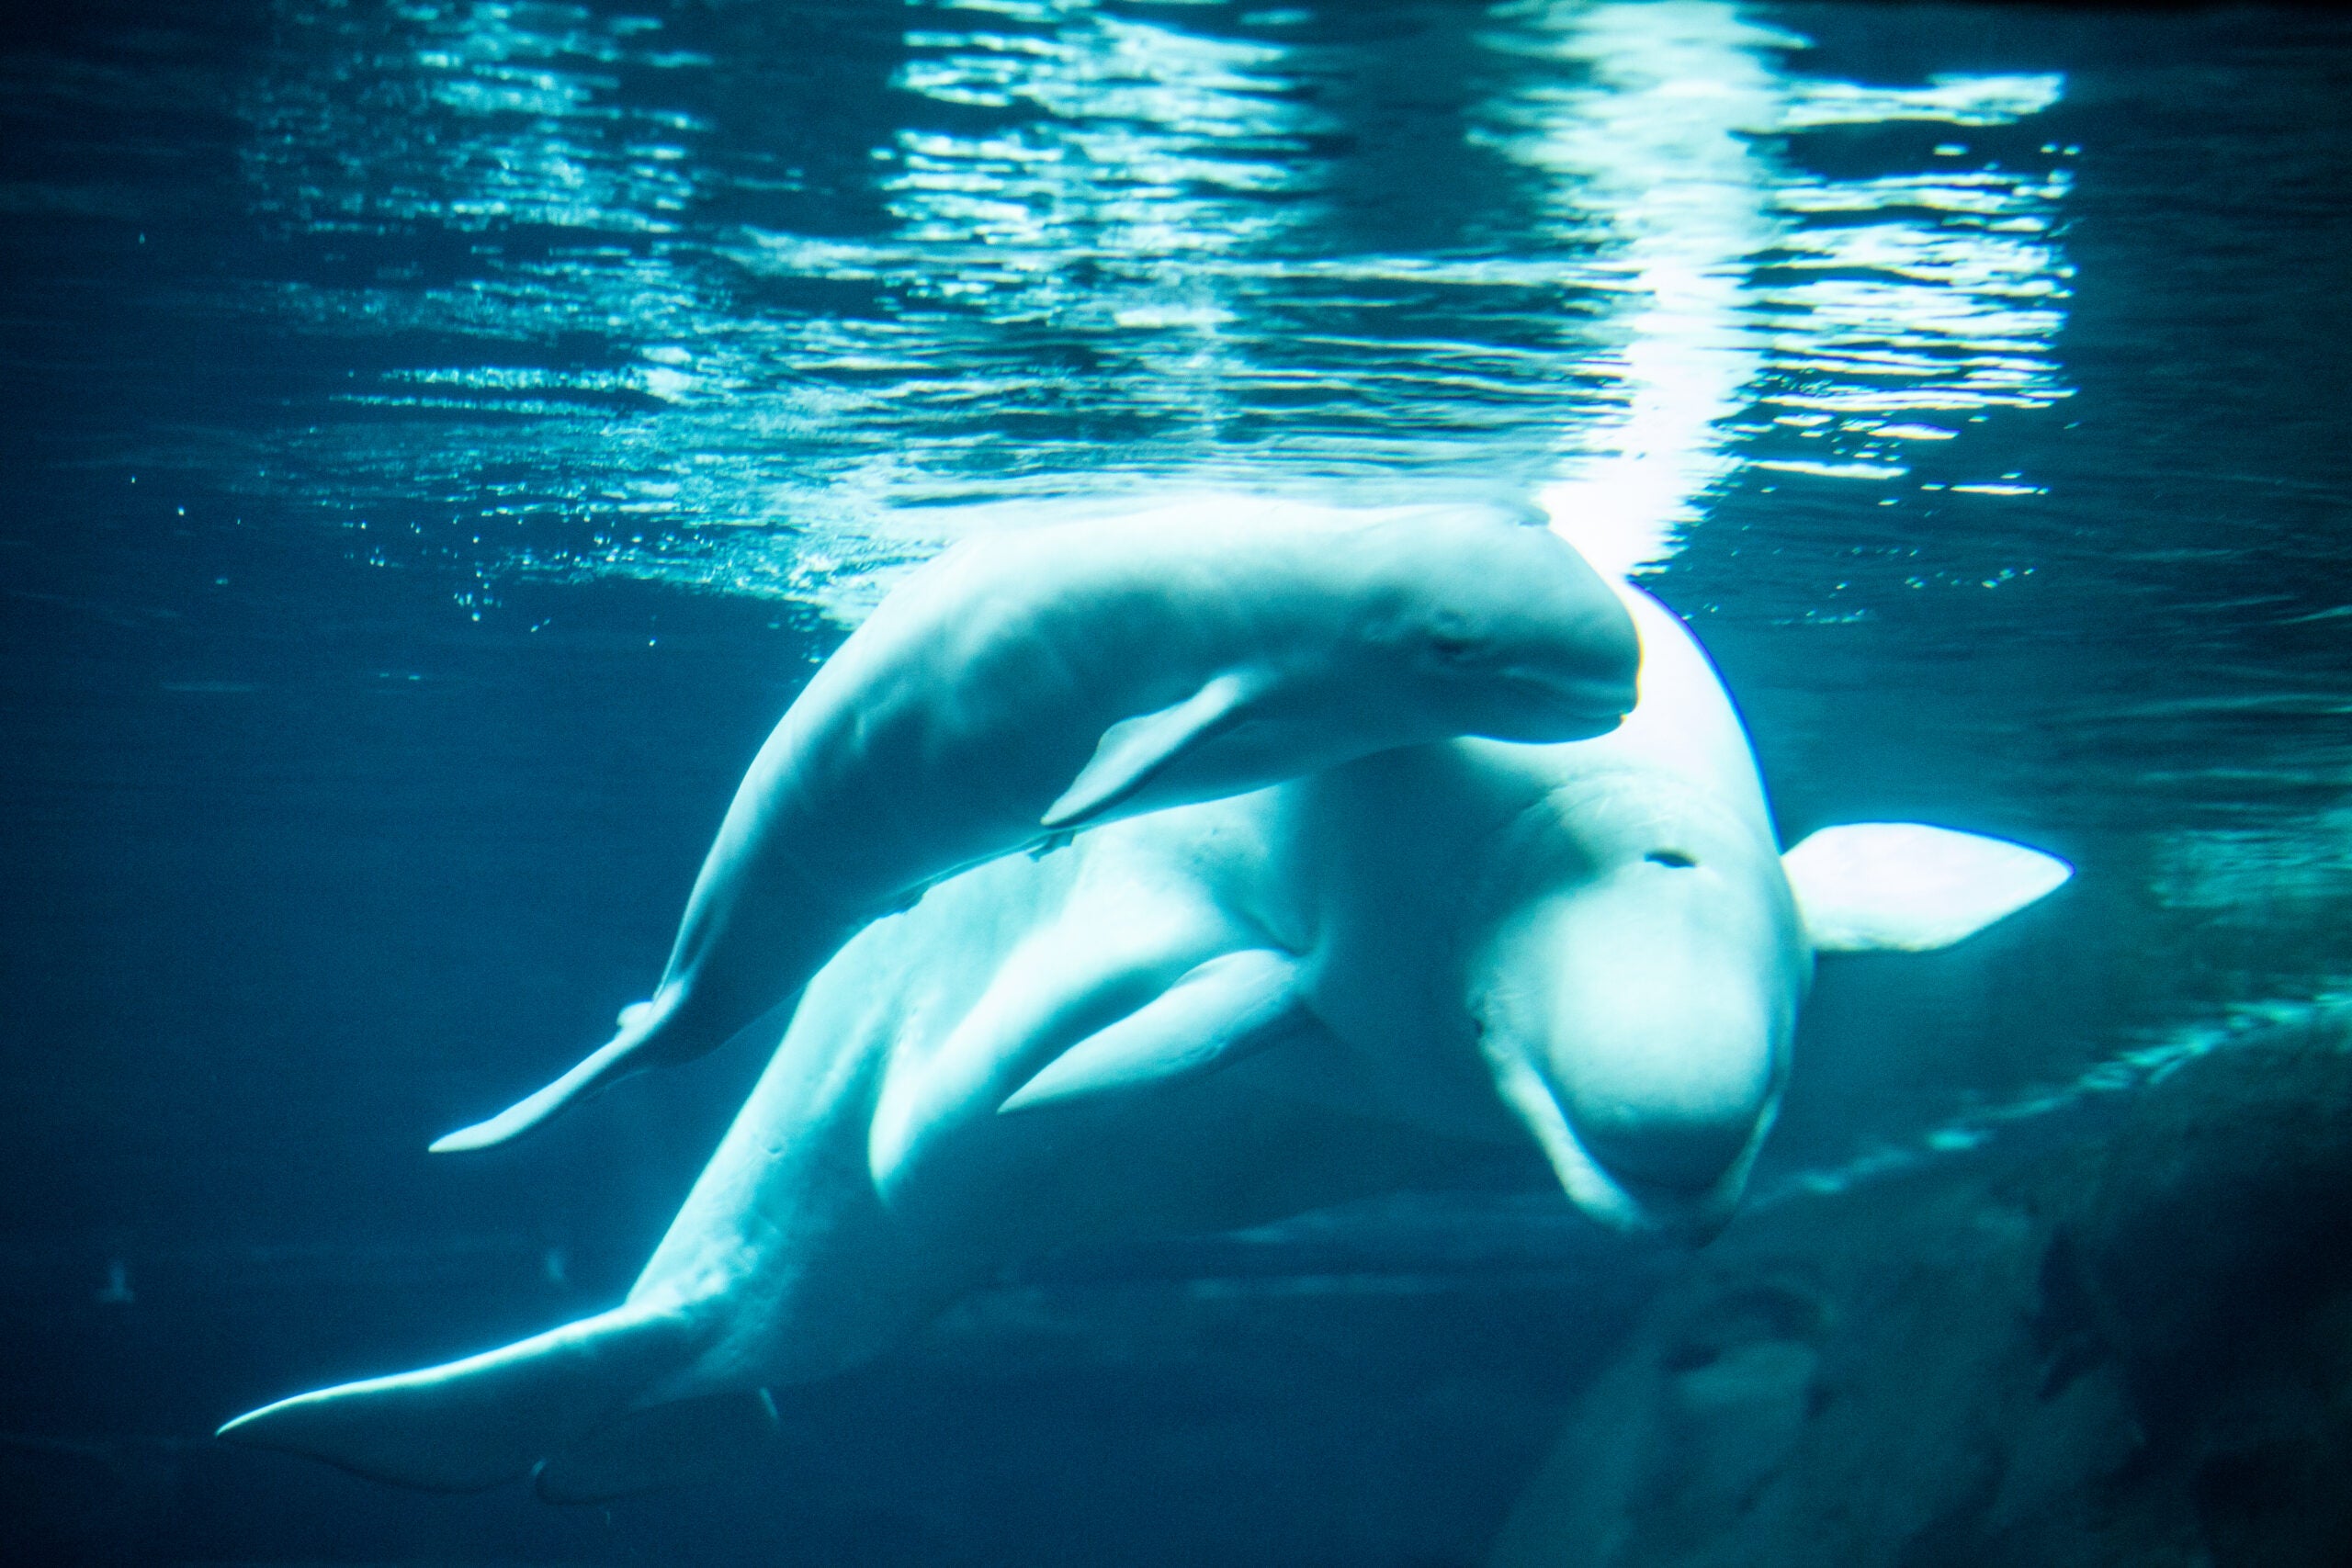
left=1781, top=822, right=2072, bottom=953
left=1040, top=672, right=1257, bottom=830
left=215, top=1304, right=704, bottom=1493
left=998, top=947, right=1307, bottom=1113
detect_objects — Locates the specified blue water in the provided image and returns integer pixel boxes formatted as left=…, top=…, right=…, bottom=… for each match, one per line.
left=4, top=2, right=2349, bottom=1563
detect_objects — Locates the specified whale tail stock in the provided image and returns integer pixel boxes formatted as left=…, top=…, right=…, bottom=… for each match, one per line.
left=216, top=1303, right=706, bottom=1493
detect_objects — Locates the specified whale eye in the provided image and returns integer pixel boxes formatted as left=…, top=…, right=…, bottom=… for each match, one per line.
left=1646, top=850, right=1697, bottom=869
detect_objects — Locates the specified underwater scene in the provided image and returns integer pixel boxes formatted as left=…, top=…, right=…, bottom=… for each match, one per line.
left=5, top=0, right=2349, bottom=1562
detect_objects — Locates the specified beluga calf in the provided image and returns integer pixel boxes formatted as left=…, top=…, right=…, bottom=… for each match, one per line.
left=430, top=500, right=1639, bottom=1153
left=220, top=577, right=2074, bottom=1497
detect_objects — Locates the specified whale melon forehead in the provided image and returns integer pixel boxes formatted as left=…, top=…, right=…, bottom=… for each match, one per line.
left=1370, top=510, right=1606, bottom=605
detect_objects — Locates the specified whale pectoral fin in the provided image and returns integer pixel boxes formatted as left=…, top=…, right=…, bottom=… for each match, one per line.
left=214, top=1304, right=702, bottom=1492
left=1040, top=672, right=1255, bottom=830
left=998, top=947, right=1307, bottom=1114
left=534, top=1388, right=785, bottom=1504
left=1782, top=823, right=2073, bottom=953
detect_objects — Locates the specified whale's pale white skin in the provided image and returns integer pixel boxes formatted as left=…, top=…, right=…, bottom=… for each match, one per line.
left=431, top=501, right=1639, bottom=1153
left=220, top=583, right=2071, bottom=1498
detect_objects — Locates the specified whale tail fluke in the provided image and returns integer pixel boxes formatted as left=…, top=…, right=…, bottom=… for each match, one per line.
left=431, top=987, right=799, bottom=1153
left=216, top=1304, right=703, bottom=1492
left=432, top=984, right=703, bottom=1152
left=427, top=1027, right=644, bottom=1153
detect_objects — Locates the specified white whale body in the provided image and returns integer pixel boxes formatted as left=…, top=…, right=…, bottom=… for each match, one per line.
left=432, top=501, right=1639, bottom=1153
left=220, top=583, right=2070, bottom=1497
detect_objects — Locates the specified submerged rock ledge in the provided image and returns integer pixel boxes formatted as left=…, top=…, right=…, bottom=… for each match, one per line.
left=1493, top=1003, right=2352, bottom=1568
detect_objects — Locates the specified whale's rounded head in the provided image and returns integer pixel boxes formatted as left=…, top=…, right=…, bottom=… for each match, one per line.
left=1354, top=510, right=1640, bottom=744
left=1467, top=788, right=1806, bottom=1239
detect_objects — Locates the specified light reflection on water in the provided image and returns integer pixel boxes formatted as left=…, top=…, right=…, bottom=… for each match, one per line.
left=242, top=4, right=708, bottom=236
left=220, top=0, right=2075, bottom=613
left=1481, top=0, right=1788, bottom=574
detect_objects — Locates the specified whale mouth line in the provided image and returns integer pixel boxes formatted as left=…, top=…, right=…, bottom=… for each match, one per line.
left=1498, top=663, right=1629, bottom=701
left=1461, top=668, right=1638, bottom=741
left=1548, top=1111, right=1755, bottom=1244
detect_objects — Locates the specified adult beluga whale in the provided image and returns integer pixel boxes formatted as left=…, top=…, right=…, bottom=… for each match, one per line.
left=430, top=500, right=1639, bottom=1153
left=220, top=579, right=2072, bottom=1496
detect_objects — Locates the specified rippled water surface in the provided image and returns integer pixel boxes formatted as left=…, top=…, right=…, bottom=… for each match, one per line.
left=3, top=0, right=2349, bottom=1558
left=31, top=0, right=2092, bottom=595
